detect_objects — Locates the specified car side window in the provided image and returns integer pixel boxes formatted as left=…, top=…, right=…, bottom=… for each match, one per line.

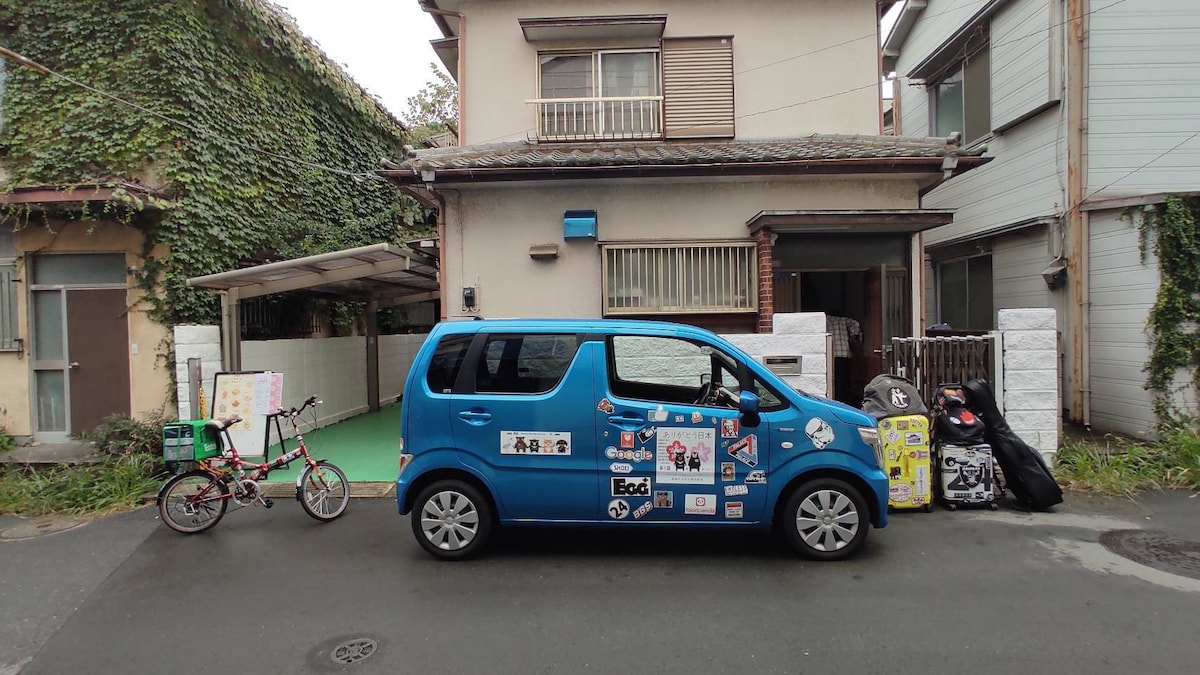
left=609, top=335, right=739, bottom=408
left=475, top=333, right=580, bottom=394
left=426, top=335, right=472, bottom=393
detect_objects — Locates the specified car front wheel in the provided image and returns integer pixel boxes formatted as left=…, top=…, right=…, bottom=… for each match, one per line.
left=411, top=480, right=494, bottom=561
left=781, top=478, right=870, bottom=561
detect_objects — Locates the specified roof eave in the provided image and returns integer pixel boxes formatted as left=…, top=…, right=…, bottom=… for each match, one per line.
left=380, top=155, right=990, bottom=186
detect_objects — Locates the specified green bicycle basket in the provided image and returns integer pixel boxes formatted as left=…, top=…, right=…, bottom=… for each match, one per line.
left=162, top=420, right=223, bottom=462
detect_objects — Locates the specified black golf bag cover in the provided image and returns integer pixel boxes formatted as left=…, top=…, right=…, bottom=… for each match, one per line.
left=964, top=379, right=1063, bottom=510
left=861, top=374, right=928, bottom=419
left=931, top=384, right=986, bottom=445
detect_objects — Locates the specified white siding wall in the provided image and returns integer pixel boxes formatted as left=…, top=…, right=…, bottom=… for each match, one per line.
left=1088, top=0, right=1200, bottom=198
left=1087, top=210, right=1157, bottom=437
left=923, top=108, right=1065, bottom=245
left=991, top=0, right=1056, bottom=129
left=992, top=226, right=1055, bottom=318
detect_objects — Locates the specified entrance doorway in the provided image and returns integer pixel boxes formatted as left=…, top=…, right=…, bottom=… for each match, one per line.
left=29, top=253, right=131, bottom=442
left=771, top=234, right=914, bottom=404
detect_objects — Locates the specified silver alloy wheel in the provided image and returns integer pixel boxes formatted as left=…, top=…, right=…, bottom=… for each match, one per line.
left=420, top=490, right=481, bottom=551
left=795, top=488, right=860, bottom=552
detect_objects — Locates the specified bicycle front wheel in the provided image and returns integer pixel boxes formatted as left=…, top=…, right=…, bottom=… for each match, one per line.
left=157, top=470, right=229, bottom=534
left=298, top=461, right=349, bottom=521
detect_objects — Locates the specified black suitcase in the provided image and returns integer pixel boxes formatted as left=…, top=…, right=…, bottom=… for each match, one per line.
left=964, top=379, right=1063, bottom=511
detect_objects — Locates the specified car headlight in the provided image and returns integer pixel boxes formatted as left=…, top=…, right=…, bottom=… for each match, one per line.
left=858, top=426, right=883, bottom=469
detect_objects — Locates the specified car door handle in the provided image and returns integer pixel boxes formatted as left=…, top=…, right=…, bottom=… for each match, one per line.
left=458, top=411, right=492, bottom=425
left=607, top=414, right=645, bottom=430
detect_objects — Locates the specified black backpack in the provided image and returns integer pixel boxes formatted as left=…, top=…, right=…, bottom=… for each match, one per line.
left=861, top=374, right=928, bottom=419
left=931, top=384, right=986, bottom=445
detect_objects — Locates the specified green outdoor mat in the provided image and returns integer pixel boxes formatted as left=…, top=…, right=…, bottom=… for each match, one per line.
left=261, top=402, right=401, bottom=483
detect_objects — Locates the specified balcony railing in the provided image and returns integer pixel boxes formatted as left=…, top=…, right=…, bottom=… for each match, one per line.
left=528, top=96, right=663, bottom=142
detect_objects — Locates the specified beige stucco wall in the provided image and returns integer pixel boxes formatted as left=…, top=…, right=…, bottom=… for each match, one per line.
left=457, top=0, right=882, bottom=144
left=441, top=175, right=922, bottom=318
left=0, top=220, right=171, bottom=438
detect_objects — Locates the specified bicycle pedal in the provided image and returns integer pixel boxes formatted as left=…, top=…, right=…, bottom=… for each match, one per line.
left=262, top=499, right=274, bottom=509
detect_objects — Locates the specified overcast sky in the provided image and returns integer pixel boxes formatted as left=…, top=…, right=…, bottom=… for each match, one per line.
left=268, top=0, right=906, bottom=117
left=268, top=0, right=448, bottom=120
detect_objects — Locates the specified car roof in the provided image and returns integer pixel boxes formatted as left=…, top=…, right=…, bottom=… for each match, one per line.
left=431, top=317, right=717, bottom=337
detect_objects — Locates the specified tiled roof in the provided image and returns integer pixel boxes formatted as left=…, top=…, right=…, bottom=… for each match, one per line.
left=392, top=134, right=984, bottom=175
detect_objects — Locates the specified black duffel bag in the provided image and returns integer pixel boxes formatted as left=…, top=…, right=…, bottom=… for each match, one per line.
left=964, top=379, right=1063, bottom=511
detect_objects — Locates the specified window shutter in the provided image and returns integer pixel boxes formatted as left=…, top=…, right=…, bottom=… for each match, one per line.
left=661, top=37, right=734, bottom=139
left=0, top=264, right=17, bottom=351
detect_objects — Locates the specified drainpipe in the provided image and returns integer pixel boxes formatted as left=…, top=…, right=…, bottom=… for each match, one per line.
left=419, top=2, right=466, bottom=144
left=1066, top=0, right=1089, bottom=426
left=426, top=181, right=449, bottom=321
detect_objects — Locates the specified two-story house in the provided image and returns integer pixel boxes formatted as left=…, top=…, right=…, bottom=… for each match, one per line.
left=384, top=0, right=988, bottom=402
left=884, top=0, right=1200, bottom=436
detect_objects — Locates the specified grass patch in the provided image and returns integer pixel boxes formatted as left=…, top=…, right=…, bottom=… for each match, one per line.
left=0, top=427, right=17, bottom=454
left=0, top=454, right=167, bottom=516
left=1055, top=426, right=1200, bottom=495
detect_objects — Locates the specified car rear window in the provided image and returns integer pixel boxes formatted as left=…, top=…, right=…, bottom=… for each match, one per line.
left=426, top=335, right=473, bottom=393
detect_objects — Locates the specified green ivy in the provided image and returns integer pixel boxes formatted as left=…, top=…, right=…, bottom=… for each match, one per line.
left=1137, top=195, right=1200, bottom=430
left=0, top=0, right=431, bottom=326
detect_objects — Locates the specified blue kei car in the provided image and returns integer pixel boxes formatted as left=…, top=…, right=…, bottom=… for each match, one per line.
left=397, top=319, right=888, bottom=561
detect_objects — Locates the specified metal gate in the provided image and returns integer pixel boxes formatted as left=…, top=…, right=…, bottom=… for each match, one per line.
left=887, top=335, right=997, bottom=407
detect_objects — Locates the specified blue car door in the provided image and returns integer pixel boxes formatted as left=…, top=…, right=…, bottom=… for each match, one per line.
left=595, top=333, right=768, bottom=524
left=449, top=333, right=598, bottom=521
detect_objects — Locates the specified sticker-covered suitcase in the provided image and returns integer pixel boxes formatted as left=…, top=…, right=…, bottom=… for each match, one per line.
left=937, top=443, right=999, bottom=511
left=879, top=415, right=933, bottom=512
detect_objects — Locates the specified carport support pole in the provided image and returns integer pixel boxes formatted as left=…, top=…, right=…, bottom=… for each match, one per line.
left=220, top=289, right=242, bottom=371
left=366, top=300, right=380, bottom=413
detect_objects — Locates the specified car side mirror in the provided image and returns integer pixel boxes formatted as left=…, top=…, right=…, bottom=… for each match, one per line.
left=739, top=391, right=760, bottom=414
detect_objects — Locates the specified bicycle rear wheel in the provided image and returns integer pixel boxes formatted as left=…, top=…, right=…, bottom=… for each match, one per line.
left=158, top=470, right=229, bottom=534
left=298, top=461, right=349, bottom=521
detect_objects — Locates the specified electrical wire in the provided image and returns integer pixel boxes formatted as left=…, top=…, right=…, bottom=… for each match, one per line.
left=0, top=45, right=387, bottom=182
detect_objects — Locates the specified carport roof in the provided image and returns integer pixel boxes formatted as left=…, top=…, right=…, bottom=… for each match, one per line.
left=186, top=243, right=439, bottom=303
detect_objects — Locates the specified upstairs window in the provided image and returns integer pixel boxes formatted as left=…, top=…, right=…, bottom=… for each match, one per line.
left=536, top=50, right=661, bottom=141
left=931, top=42, right=991, bottom=145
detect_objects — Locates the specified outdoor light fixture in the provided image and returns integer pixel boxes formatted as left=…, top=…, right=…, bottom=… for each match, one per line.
left=1042, top=257, right=1068, bottom=290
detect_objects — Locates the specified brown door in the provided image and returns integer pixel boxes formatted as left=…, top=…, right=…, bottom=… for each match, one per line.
left=854, top=266, right=886, bottom=397
left=67, top=289, right=130, bottom=433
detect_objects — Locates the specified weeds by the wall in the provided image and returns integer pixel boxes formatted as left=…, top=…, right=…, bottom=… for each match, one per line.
left=1055, top=426, right=1200, bottom=494
left=0, top=454, right=165, bottom=516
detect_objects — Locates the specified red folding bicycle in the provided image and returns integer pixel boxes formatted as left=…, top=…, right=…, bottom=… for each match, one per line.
left=156, top=395, right=350, bottom=533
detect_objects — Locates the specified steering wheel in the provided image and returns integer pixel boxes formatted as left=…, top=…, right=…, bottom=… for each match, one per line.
left=693, top=381, right=714, bottom=405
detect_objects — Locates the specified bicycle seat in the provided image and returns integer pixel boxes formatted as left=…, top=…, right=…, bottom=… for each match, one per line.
left=206, top=416, right=243, bottom=431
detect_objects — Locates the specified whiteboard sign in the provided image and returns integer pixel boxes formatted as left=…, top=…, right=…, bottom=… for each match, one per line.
left=211, top=371, right=283, bottom=457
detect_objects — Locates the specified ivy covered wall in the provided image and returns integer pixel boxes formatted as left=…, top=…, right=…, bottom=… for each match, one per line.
left=0, top=0, right=425, bottom=326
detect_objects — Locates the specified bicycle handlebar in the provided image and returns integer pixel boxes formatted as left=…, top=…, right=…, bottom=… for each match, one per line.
left=275, top=395, right=321, bottom=419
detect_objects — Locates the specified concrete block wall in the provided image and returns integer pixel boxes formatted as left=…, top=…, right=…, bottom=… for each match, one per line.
left=173, top=325, right=221, bottom=421
left=379, top=334, right=429, bottom=403
left=243, top=337, right=368, bottom=439
left=998, top=308, right=1060, bottom=462
left=723, top=312, right=829, bottom=396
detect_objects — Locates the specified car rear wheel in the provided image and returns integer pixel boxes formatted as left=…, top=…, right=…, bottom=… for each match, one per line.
left=411, top=480, right=494, bottom=561
left=781, top=478, right=870, bottom=561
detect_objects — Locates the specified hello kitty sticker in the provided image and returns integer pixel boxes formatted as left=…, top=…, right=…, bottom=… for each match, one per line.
left=655, top=427, right=716, bottom=485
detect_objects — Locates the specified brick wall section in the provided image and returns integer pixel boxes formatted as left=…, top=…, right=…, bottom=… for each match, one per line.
left=998, top=308, right=1060, bottom=463
left=756, top=228, right=774, bottom=333
left=723, top=312, right=829, bottom=396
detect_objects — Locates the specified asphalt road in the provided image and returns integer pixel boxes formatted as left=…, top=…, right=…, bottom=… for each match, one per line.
left=2, top=492, right=1199, bottom=675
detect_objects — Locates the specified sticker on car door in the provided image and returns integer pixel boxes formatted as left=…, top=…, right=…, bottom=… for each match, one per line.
left=655, top=427, right=715, bottom=485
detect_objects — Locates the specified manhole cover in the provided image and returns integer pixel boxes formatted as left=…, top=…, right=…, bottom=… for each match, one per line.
left=331, top=638, right=377, bottom=665
left=1099, top=529, right=1200, bottom=580
left=0, top=516, right=88, bottom=541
